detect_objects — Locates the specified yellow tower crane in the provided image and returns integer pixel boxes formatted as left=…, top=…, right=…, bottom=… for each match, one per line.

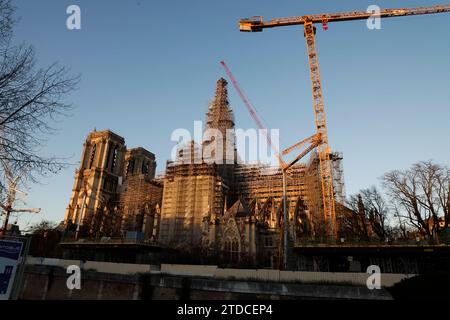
left=239, top=4, right=450, bottom=241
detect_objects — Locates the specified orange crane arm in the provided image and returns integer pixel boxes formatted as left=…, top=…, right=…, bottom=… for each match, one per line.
left=282, top=133, right=321, bottom=156
left=220, top=61, right=320, bottom=171
left=283, top=139, right=321, bottom=170
left=240, top=4, right=450, bottom=31
left=220, top=61, right=286, bottom=168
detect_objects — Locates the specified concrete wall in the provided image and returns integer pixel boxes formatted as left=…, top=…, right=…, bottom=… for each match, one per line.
left=26, top=257, right=414, bottom=288
left=21, top=266, right=140, bottom=300
left=20, top=265, right=394, bottom=300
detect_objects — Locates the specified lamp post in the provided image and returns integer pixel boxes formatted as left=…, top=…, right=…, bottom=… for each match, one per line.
left=282, top=169, right=288, bottom=270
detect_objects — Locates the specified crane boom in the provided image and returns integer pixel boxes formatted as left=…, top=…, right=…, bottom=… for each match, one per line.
left=239, top=4, right=450, bottom=31
left=282, top=133, right=321, bottom=156
left=284, top=140, right=321, bottom=170
left=221, top=61, right=321, bottom=171
left=220, top=61, right=286, bottom=168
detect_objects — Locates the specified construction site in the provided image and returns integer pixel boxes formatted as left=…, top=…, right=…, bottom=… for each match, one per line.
left=3, top=0, right=450, bottom=305
left=55, top=3, right=450, bottom=273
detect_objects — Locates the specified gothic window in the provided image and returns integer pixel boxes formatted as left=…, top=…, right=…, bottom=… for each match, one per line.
left=231, top=240, right=239, bottom=262
left=111, top=146, right=119, bottom=173
left=89, top=144, right=96, bottom=169
left=142, top=161, right=149, bottom=174
left=224, top=241, right=231, bottom=256
left=136, top=212, right=144, bottom=232
left=126, top=158, right=135, bottom=175
left=224, top=238, right=240, bottom=263
left=105, top=143, right=112, bottom=169
left=264, top=236, right=273, bottom=248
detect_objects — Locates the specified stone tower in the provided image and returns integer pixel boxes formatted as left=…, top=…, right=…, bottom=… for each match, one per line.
left=203, top=78, right=236, bottom=207
left=203, top=78, right=236, bottom=165
left=158, top=78, right=236, bottom=248
left=64, top=129, right=126, bottom=237
left=119, top=147, right=161, bottom=239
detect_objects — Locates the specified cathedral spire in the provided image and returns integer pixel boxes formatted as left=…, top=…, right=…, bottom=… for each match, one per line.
left=203, top=78, right=236, bottom=164
left=205, top=78, right=234, bottom=134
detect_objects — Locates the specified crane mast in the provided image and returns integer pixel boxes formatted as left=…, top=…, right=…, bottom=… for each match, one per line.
left=239, top=3, right=450, bottom=242
left=304, top=20, right=336, bottom=240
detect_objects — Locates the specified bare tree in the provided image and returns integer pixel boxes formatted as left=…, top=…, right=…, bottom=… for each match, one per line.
left=0, top=0, right=79, bottom=198
left=345, top=194, right=369, bottom=240
left=383, top=160, right=450, bottom=242
left=344, top=187, right=391, bottom=241
left=0, top=0, right=13, bottom=43
left=360, top=187, right=390, bottom=240
left=391, top=205, right=409, bottom=239
left=25, top=219, right=57, bottom=234
left=26, top=219, right=61, bottom=257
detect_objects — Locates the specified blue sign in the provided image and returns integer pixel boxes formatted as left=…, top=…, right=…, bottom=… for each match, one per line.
left=0, top=240, right=23, bottom=300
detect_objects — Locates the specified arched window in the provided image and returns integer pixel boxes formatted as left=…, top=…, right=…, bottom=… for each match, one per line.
left=231, top=240, right=239, bottom=262
left=224, top=238, right=240, bottom=263
left=89, top=144, right=96, bottom=169
left=136, top=211, right=144, bottom=232
left=111, top=146, right=119, bottom=173
left=105, top=143, right=112, bottom=169
left=126, top=158, right=135, bottom=175
left=224, top=241, right=231, bottom=257
left=142, top=161, right=149, bottom=174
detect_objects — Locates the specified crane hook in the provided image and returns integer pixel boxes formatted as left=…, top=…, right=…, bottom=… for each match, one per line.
left=322, top=16, right=329, bottom=31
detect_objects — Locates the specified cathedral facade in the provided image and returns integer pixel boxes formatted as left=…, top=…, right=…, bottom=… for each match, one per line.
left=63, top=78, right=345, bottom=268
left=63, top=130, right=162, bottom=241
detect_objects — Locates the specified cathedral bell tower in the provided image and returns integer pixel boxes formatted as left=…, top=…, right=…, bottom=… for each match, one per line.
left=64, top=129, right=126, bottom=238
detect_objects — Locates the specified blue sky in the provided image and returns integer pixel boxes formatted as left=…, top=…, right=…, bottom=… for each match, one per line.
left=9, top=0, right=450, bottom=228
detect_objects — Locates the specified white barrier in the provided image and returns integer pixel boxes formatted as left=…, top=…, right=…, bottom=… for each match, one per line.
left=26, top=257, right=415, bottom=287
left=27, top=256, right=156, bottom=275
left=161, top=264, right=415, bottom=287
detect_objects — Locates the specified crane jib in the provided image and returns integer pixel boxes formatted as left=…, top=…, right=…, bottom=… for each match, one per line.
left=239, top=4, right=450, bottom=32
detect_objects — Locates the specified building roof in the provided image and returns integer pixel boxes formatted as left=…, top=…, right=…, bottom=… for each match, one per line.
left=226, top=199, right=250, bottom=218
